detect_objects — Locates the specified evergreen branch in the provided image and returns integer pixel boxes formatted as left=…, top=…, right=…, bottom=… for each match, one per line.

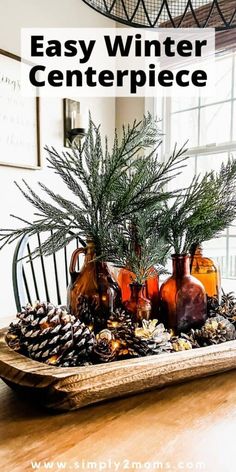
left=0, top=113, right=184, bottom=260
left=38, top=183, right=91, bottom=232
left=159, top=158, right=236, bottom=255
left=109, top=212, right=170, bottom=283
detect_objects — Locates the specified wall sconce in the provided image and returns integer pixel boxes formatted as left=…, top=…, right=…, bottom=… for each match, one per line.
left=63, top=98, right=87, bottom=147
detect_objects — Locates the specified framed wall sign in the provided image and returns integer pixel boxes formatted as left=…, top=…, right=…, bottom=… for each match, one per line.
left=0, top=49, right=41, bottom=169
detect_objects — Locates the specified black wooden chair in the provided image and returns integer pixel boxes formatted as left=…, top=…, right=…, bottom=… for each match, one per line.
left=12, top=232, right=82, bottom=312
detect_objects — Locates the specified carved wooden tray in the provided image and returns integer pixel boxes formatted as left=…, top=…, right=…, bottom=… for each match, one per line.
left=0, top=327, right=236, bottom=411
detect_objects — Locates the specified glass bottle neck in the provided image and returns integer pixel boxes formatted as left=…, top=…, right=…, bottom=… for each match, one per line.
left=194, top=245, right=203, bottom=257
left=85, top=241, right=96, bottom=263
left=172, top=255, right=190, bottom=277
left=130, top=283, right=143, bottom=300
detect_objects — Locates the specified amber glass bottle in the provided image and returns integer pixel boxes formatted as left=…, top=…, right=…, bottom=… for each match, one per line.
left=146, top=267, right=159, bottom=316
left=191, top=246, right=221, bottom=301
left=67, top=240, right=120, bottom=330
left=159, top=254, right=207, bottom=333
left=125, top=283, right=151, bottom=325
left=118, top=267, right=159, bottom=309
left=118, top=268, right=135, bottom=303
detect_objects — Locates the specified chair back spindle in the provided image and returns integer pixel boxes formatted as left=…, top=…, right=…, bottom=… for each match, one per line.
left=12, top=233, right=82, bottom=312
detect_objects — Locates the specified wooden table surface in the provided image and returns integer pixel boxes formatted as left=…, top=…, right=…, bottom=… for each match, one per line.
left=1, top=370, right=236, bottom=472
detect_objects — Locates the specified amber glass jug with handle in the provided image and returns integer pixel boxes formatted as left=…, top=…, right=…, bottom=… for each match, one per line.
left=159, top=254, right=207, bottom=333
left=124, top=282, right=151, bottom=325
left=191, top=246, right=221, bottom=302
left=67, top=240, right=121, bottom=332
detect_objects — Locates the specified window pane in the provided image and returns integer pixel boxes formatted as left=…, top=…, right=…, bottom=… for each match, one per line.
left=203, top=237, right=227, bottom=277
left=228, top=238, right=236, bottom=277
left=171, top=96, right=198, bottom=113
left=158, top=50, right=236, bottom=280
left=233, top=102, right=236, bottom=140
left=201, top=54, right=233, bottom=106
left=199, top=102, right=231, bottom=145
left=171, top=110, right=198, bottom=149
left=156, top=95, right=163, bottom=121
left=234, top=56, right=236, bottom=98
left=196, top=152, right=228, bottom=175
left=229, top=222, right=236, bottom=235
left=168, top=156, right=195, bottom=192
left=196, top=153, right=228, bottom=238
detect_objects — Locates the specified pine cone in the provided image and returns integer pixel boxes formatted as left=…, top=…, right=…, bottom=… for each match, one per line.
left=207, top=291, right=236, bottom=326
left=192, top=315, right=236, bottom=346
left=93, top=329, right=117, bottom=363
left=171, top=336, right=192, bottom=352
left=106, top=319, right=174, bottom=358
left=179, top=332, right=201, bottom=349
left=106, top=308, right=140, bottom=359
left=222, top=291, right=236, bottom=307
left=77, top=296, right=95, bottom=328
left=76, top=295, right=110, bottom=334
left=217, top=292, right=236, bottom=324
left=107, top=308, right=133, bottom=331
left=134, top=320, right=173, bottom=355
left=207, top=295, right=220, bottom=316
left=6, top=322, right=22, bottom=351
left=6, top=302, right=95, bottom=367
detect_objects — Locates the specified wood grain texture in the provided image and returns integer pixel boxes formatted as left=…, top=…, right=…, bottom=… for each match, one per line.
left=1, top=327, right=236, bottom=412
left=1, top=371, right=236, bottom=472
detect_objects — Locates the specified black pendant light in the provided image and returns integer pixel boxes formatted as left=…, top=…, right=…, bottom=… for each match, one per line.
left=82, top=0, right=236, bottom=30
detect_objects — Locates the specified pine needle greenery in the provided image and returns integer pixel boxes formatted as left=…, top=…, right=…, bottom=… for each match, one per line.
left=109, top=211, right=170, bottom=283
left=159, top=158, right=236, bottom=256
left=0, top=113, right=187, bottom=262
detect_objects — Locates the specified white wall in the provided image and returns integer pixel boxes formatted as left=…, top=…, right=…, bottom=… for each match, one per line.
left=116, top=97, right=145, bottom=137
left=0, top=0, right=116, bottom=325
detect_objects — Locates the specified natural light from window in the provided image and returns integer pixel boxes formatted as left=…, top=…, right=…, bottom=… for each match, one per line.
left=156, top=50, right=236, bottom=286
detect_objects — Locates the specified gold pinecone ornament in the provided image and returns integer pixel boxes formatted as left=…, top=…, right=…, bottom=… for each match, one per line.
left=6, top=302, right=95, bottom=367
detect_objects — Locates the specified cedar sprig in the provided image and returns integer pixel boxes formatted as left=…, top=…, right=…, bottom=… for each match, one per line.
left=158, top=158, right=236, bottom=255
left=111, top=142, right=188, bottom=220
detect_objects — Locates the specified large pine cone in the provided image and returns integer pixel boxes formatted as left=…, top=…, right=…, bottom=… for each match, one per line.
left=192, top=315, right=236, bottom=346
left=6, top=302, right=95, bottom=367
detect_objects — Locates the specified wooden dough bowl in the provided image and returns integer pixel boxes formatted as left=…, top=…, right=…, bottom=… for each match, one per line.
left=0, top=327, right=236, bottom=411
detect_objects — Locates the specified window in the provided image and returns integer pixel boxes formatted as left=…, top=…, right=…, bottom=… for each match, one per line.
left=154, top=50, right=236, bottom=281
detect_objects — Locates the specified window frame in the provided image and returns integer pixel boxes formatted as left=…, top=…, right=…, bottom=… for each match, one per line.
left=149, top=49, right=236, bottom=281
